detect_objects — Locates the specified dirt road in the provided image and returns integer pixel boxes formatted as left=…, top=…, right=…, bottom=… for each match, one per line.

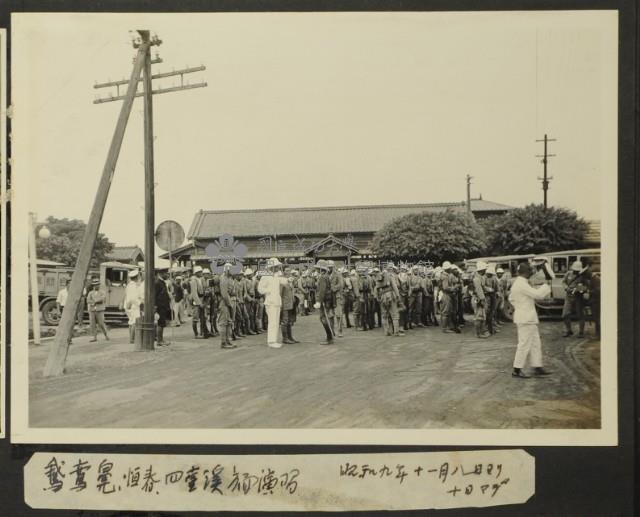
left=28, top=315, right=600, bottom=429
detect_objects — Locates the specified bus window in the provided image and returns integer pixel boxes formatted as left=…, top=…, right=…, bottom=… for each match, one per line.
left=105, top=268, right=128, bottom=287
left=581, top=255, right=601, bottom=273
left=552, top=257, right=568, bottom=275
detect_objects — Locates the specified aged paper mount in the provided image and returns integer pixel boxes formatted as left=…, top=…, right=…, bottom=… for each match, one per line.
left=26, top=450, right=534, bottom=511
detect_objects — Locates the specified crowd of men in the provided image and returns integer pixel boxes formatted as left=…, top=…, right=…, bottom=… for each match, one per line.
left=71, top=253, right=598, bottom=377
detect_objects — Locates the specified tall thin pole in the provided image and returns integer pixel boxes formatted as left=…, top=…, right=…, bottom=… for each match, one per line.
left=43, top=41, right=149, bottom=377
left=536, top=133, right=556, bottom=210
left=29, top=213, right=41, bottom=346
left=542, top=135, right=548, bottom=208
left=466, top=174, right=473, bottom=215
left=140, top=30, right=156, bottom=351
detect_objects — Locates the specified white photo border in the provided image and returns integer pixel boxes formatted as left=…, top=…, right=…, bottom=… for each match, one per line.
left=9, top=11, right=618, bottom=445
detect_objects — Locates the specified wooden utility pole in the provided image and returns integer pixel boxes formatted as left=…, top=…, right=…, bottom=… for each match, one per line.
left=465, top=174, right=473, bottom=215
left=43, top=41, right=149, bottom=377
left=94, top=32, right=206, bottom=351
left=28, top=213, right=41, bottom=346
left=140, top=30, right=156, bottom=350
left=536, top=134, right=556, bottom=209
left=44, top=31, right=207, bottom=376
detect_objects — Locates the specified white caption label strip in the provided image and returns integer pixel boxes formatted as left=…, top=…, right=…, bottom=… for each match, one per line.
left=25, top=449, right=534, bottom=511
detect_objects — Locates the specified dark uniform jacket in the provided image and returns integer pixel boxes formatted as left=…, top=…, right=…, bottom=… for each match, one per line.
left=155, top=278, right=171, bottom=310
left=316, top=273, right=333, bottom=307
left=280, top=280, right=294, bottom=311
left=219, top=274, right=234, bottom=308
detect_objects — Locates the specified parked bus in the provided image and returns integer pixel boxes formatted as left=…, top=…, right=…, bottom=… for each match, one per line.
left=531, top=248, right=601, bottom=314
left=464, top=254, right=536, bottom=278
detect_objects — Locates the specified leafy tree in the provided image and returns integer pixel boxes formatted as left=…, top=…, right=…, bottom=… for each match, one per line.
left=481, top=204, right=589, bottom=255
left=371, top=210, right=488, bottom=263
left=36, top=216, right=115, bottom=268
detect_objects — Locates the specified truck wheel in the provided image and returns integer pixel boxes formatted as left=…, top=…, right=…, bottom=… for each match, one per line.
left=41, top=299, right=61, bottom=326
left=501, top=301, right=514, bottom=322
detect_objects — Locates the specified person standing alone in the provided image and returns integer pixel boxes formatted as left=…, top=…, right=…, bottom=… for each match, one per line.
left=509, top=262, right=552, bottom=378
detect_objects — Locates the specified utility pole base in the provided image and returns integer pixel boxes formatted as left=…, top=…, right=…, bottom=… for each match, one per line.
left=135, top=321, right=156, bottom=351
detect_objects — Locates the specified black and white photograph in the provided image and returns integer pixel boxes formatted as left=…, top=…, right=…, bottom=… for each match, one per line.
left=11, top=11, right=617, bottom=445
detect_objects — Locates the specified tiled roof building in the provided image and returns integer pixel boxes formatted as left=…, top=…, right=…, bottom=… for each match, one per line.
left=164, top=199, right=513, bottom=267
left=106, top=245, right=144, bottom=265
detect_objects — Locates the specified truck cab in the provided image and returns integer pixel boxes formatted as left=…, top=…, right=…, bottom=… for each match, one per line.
left=33, top=261, right=136, bottom=326
left=100, top=261, right=137, bottom=311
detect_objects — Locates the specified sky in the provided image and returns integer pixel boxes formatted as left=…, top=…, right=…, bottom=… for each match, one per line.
left=13, top=11, right=617, bottom=261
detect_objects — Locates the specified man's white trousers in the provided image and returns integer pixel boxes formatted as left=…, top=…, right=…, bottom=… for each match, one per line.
left=513, top=323, right=543, bottom=368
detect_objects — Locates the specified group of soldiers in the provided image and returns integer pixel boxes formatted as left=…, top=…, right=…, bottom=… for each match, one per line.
left=159, top=257, right=515, bottom=348
left=137, top=250, right=601, bottom=352
left=311, top=259, right=511, bottom=344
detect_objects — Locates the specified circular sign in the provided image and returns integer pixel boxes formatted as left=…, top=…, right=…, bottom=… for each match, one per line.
left=155, top=220, right=185, bottom=252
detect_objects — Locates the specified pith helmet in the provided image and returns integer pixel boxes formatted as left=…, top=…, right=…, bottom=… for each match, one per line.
left=476, top=261, right=488, bottom=272
left=571, top=260, right=584, bottom=272
left=267, top=257, right=282, bottom=268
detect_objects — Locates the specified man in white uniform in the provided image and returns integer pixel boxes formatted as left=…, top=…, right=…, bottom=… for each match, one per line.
left=509, top=262, right=552, bottom=378
left=258, top=257, right=287, bottom=348
left=123, top=269, right=143, bottom=344
left=56, top=279, right=69, bottom=318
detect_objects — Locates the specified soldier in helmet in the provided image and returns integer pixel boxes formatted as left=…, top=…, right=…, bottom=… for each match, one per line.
left=448, top=265, right=463, bottom=332
left=396, top=265, right=410, bottom=331
left=243, top=268, right=258, bottom=335
left=217, top=262, right=238, bottom=349
left=562, top=259, right=591, bottom=338
left=377, top=263, right=404, bottom=337
left=495, top=267, right=508, bottom=325
left=231, top=272, right=245, bottom=339
left=470, top=261, right=491, bottom=339
left=201, top=268, right=214, bottom=338
left=408, top=265, right=424, bottom=328
left=423, top=267, right=437, bottom=326
left=314, top=260, right=335, bottom=344
left=484, top=264, right=499, bottom=335
left=280, top=267, right=296, bottom=344
left=342, top=267, right=354, bottom=329
left=358, top=267, right=371, bottom=331
left=189, top=265, right=207, bottom=339
left=369, top=267, right=380, bottom=328
left=254, top=270, right=265, bottom=333
left=439, top=261, right=459, bottom=333
left=329, top=263, right=346, bottom=337
left=350, top=268, right=363, bottom=330
left=452, top=265, right=466, bottom=327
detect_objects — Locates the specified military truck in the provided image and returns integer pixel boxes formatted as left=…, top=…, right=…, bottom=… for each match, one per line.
left=30, top=261, right=137, bottom=326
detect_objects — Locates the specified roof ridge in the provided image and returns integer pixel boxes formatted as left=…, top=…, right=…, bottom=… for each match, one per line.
left=196, top=201, right=470, bottom=215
